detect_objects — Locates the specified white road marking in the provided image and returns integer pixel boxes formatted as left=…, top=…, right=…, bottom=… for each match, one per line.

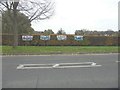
left=52, top=64, right=59, bottom=68
left=55, top=65, right=102, bottom=68
left=116, top=61, right=120, bottom=63
left=17, top=62, right=102, bottom=70
left=17, top=64, right=24, bottom=69
left=91, top=62, right=97, bottom=66
left=58, top=62, right=95, bottom=65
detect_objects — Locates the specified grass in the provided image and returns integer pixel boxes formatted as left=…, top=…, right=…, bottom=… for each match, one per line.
left=1, top=46, right=119, bottom=55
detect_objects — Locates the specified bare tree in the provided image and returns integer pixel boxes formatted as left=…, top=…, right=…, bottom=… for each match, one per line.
left=57, top=28, right=66, bottom=35
left=43, top=29, right=54, bottom=35
left=0, top=0, right=54, bottom=47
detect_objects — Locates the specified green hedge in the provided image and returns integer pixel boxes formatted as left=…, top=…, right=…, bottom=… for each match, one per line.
left=2, top=34, right=119, bottom=46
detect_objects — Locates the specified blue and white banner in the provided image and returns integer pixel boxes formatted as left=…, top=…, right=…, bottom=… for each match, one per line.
left=22, top=35, right=33, bottom=41
left=74, top=35, right=83, bottom=41
left=40, top=35, right=50, bottom=40
left=57, top=35, right=67, bottom=40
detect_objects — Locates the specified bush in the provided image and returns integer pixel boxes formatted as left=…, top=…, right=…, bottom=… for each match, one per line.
left=2, top=34, right=118, bottom=46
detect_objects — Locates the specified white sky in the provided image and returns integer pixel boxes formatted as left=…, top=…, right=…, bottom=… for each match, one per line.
left=31, top=0, right=119, bottom=34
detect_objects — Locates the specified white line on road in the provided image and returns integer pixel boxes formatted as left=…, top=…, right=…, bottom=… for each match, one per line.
left=116, top=61, right=120, bottom=63
left=54, top=65, right=102, bottom=68
left=52, top=64, right=59, bottom=68
left=17, top=62, right=102, bottom=70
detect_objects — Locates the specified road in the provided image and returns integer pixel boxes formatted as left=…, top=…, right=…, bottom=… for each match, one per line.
left=2, top=54, right=118, bottom=88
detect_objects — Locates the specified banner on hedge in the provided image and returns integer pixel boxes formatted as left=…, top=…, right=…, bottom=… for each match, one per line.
left=40, top=35, right=50, bottom=40
left=22, top=35, right=33, bottom=41
left=57, top=35, right=67, bottom=40
left=74, top=35, right=83, bottom=41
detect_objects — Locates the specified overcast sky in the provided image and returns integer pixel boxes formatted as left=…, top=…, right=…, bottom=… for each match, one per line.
left=31, top=0, right=119, bottom=34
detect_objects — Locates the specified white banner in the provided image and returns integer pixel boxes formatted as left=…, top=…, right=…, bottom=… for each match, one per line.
left=40, top=35, right=50, bottom=40
left=57, top=35, right=67, bottom=40
left=74, top=35, right=83, bottom=41
left=22, top=35, right=33, bottom=41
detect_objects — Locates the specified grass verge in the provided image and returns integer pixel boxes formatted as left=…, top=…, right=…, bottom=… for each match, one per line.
left=1, top=46, right=119, bottom=55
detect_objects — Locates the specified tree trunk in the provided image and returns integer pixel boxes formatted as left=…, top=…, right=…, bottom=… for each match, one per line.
left=12, top=2, right=19, bottom=48
left=13, top=10, right=18, bottom=48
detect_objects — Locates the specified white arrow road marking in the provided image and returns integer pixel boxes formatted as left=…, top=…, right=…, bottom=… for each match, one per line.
left=17, top=62, right=102, bottom=69
left=116, top=61, right=120, bottom=63
left=91, top=62, right=96, bottom=66
left=17, top=64, right=24, bottom=69
left=52, top=64, right=59, bottom=68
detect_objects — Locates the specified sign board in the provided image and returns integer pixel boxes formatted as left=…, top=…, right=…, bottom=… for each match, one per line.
left=74, top=35, right=83, bottom=41
left=22, top=35, right=33, bottom=41
left=57, top=35, right=67, bottom=40
left=40, top=35, right=50, bottom=40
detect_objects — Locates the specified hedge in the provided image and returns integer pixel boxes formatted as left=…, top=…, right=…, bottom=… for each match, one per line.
left=2, top=34, right=119, bottom=46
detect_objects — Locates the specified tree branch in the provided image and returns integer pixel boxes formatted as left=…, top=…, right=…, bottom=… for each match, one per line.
left=0, top=0, right=54, bottom=22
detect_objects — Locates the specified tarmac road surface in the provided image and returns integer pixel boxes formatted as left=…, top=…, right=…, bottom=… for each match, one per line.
left=2, top=54, right=118, bottom=88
